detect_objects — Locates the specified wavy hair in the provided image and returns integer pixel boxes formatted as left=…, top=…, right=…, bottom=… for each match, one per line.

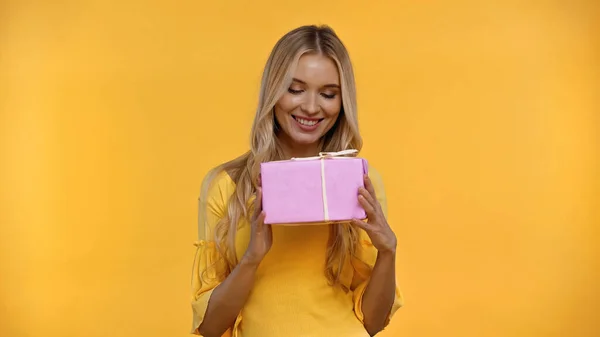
left=199, top=24, right=363, bottom=287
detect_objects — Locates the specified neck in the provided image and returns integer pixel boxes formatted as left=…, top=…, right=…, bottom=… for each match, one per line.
left=278, top=134, right=321, bottom=159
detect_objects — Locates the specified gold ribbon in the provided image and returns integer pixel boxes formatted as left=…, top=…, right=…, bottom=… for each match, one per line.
left=290, top=149, right=358, bottom=161
left=291, top=149, right=358, bottom=221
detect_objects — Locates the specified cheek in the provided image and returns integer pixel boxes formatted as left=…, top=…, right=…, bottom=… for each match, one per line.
left=276, top=94, right=299, bottom=113
left=274, top=98, right=291, bottom=125
left=322, top=98, right=342, bottom=119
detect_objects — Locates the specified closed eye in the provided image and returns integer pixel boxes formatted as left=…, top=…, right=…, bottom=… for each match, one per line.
left=288, top=88, right=303, bottom=94
left=321, top=93, right=337, bottom=99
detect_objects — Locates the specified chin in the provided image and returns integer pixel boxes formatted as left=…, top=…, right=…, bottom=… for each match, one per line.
left=289, top=133, right=322, bottom=145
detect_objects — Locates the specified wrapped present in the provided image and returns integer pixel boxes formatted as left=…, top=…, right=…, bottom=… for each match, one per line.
left=260, top=149, right=368, bottom=225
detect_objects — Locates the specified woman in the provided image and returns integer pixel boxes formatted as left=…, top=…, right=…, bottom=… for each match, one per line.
left=191, top=25, right=403, bottom=337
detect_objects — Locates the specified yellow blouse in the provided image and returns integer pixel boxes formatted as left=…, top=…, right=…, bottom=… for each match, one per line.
left=190, top=168, right=403, bottom=337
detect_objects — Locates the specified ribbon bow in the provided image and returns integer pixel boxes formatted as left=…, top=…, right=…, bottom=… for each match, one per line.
left=290, top=149, right=359, bottom=221
left=290, top=149, right=358, bottom=161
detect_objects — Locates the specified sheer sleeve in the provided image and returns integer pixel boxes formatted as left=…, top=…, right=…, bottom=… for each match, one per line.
left=190, top=170, right=239, bottom=336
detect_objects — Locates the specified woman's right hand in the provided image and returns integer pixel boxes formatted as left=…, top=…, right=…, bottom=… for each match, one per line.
left=243, top=186, right=272, bottom=265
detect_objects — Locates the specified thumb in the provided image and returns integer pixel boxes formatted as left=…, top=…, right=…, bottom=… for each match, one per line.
left=255, top=211, right=266, bottom=230
left=252, top=187, right=263, bottom=222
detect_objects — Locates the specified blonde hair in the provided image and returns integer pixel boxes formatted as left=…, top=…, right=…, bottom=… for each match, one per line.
left=199, top=25, right=363, bottom=287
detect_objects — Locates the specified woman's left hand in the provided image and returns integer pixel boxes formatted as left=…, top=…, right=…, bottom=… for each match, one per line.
left=351, top=175, right=397, bottom=254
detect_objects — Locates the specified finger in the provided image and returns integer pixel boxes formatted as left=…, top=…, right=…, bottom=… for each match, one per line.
left=364, top=174, right=378, bottom=199
left=257, top=173, right=262, bottom=187
left=358, top=194, right=377, bottom=219
left=364, top=175, right=383, bottom=212
left=358, top=186, right=376, bottom=208
left=351, top=218, right=371, bottom=231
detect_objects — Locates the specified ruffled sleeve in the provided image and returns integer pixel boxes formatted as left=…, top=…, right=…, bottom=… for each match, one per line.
left=190, top=170, right=239, bottom=336
left=350, top=167, right=404, bottom=327
left=191, top=240, right=231, bottom=335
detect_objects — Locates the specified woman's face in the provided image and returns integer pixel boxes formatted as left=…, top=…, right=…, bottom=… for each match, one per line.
left=274, top=53, right=342, bottom=147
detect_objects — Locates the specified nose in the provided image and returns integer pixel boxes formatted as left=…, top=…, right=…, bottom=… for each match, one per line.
left=300, top=93, right=320, bottom=115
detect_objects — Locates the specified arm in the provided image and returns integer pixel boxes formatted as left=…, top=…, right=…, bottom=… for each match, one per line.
left=360, top=249, right=397, bottom=336
left=196, top=182, right=271, bottom=337
left=351, top=173, right=401, bottom=336
left=198, top=255, right=260, bottom=337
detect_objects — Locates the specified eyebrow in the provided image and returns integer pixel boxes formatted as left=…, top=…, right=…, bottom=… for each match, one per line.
left=292, top=78, right=340, bottom=89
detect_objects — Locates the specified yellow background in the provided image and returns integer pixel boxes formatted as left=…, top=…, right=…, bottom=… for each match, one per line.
left=1, top=1, right=598, bottom=336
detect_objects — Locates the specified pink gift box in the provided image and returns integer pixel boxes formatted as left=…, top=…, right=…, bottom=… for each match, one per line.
left=260, top=150, right=368, bottom=225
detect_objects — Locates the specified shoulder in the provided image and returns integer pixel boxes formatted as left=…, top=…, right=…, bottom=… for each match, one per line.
left=199, top=167, right=236, bottom=212
left=197, top=167, right=236, bottom=240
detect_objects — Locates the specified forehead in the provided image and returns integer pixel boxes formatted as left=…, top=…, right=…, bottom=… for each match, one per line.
left=292, top=53, right=340, bottom=85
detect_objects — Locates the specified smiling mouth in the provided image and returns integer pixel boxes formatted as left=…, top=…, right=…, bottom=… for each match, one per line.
left=292, top=115, right=324, bottom=127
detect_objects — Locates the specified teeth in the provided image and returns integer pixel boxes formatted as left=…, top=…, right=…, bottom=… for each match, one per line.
left=296, top=117, right=318, bottom=126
